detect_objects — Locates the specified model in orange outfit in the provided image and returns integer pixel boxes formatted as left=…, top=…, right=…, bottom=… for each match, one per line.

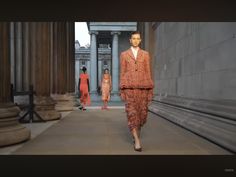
left=101, top=68, right=112, bottom=110
left=119, top=31, right=154, bottom=152
left=78, top=66, right=91, bottom=111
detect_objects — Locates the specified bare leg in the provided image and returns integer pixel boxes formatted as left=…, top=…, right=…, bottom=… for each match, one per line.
left=138, top=126, right=141, bottom=138
left=132, top=128, right=142, bottom=151
left=132, top=127, right=141, bottom=144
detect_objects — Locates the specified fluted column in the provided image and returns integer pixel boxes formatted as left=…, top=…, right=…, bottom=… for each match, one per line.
left=87, top=60, right=91, bottom=80
left=89, top=31, right=98, bottom=101
left=67, top=22, right=75, bottom=93
left=10, top=22, right=31, bottom=107
left=51, top=22, right=67, bottom=95
left=51, top=22, right=76, bottom=111
left=0, top=22, right=30, bottom=146
left=98, top=59, right=102, bottom=88
left=30, top=22, right=61, bottom=120
left=23, top=22, right=30, bottom=91
left=15, top=22, right=23, bottom=91
left=65, top=22, right=77, bottom=110
left=111, top=31, right=121, bottom=101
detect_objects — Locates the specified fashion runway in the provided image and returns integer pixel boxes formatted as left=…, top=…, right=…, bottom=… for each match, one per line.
left=4, top=108, right=232, bottom=155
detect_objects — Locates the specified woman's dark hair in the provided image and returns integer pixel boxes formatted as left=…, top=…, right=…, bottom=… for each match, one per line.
left=104, top=68, right=109, bottom=73
left=130, top=31, right=141, bottom=38
left=82, top=66, right=87, bottom=73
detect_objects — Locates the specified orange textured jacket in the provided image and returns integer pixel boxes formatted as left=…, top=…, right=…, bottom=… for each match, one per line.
left=119, top=48, right=154, bottom=101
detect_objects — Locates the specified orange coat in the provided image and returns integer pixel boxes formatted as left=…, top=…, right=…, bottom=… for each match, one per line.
left=119, top=48, right=154, bottom=101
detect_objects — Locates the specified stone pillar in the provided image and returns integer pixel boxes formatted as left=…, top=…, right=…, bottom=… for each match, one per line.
left=65, top=22, right=77, bottom=109
left=51, top=22, right=76, bottom=111
left=0, top=22, right=30, bottom=146
left=89, top=31, right=98, bottom=101
left=111, top=31, right=121, bottom=101
left=23, top=22, right=30, bottom=91
left=67, top=22, right=75, bottom=94
left=10, top=22, right=15, bottom=88
left=52, top=22, right=67, bottom=95
left=87, top=59, right=91, bottom=81
left=98, top=59, right=102, bottom=88
left=50, top=22, right=67, bottom=111
left=14, top=22, right=23, bottom=92
left=30, top=22, right=61, bottom=120
left=10, top=22, right=31, bottom=109
left=75, top=58, right=80, bottom=92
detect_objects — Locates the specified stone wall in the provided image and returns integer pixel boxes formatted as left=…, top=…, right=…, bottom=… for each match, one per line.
left=152, top=22, right=236, bottom=100
left=139, top=22, right=236, bottom=152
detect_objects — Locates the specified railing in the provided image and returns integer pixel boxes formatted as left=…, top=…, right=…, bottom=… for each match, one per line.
left=11, top=84, right=45, bottom=123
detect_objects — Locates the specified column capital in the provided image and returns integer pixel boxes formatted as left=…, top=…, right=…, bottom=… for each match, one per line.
left=111, top=31, right=121, bottom=35
left=89, top=30, right=98, bottom=35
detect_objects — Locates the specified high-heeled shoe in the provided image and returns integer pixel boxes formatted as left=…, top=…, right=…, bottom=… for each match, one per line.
left=133, top=139, right=142, bottom=152
left=134, top=145, right=142, bottom=152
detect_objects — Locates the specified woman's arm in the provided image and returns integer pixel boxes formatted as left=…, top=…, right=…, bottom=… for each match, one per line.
left=78, top=78, right=81, bottom=91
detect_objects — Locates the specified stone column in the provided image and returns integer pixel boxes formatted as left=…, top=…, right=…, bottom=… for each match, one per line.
left=50, top=22, right=67, bottom=111
left=87, top=59, right=91, bottom=81
left=10, top=22, right=31, bottom=109
left=89, top=31, right=98, bottom=101
left=53, top=22, right=67, bottom=95
left=65, top=22, right=77, bottom=109
left=67, top=22, right=75, bottom=94
left=51, top=22, right=76, bottom=111
left=98, top=59, right=102, bottom=88
left=15, top=22, right=23, bottom=92
left=111, top=31, right=121, bottom=101
left=30, top=22, right=61, bottom=120
left=75, top=59, right=80, bottom=92
left=23, top=22, right=30, bottom=91
left=10, top=22, right=15, bottom=88
left=0, top=22, right=30, bottom=146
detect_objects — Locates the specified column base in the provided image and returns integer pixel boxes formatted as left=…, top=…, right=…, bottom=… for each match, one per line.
left=36, top=110, right=61, bottom=121
left=51, top=93, right=78, bottom=112
left=66, top=92, right=79, bottom=109
left=0, top=103, right=31, bottom=147
left=34, top=96, right=61, bottom=121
